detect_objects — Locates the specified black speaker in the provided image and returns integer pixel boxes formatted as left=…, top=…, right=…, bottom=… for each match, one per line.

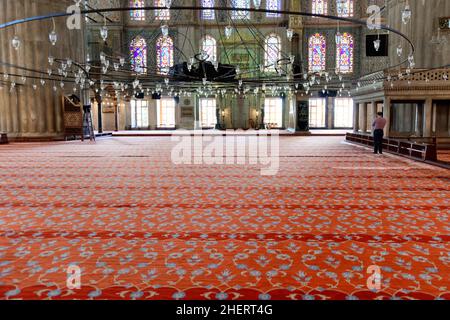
left=135, top=92, right=144, bottom=99
left=366, top=34, right=389, bottom=56
left=152, top=93, right=161, bottom=100
left=174, top=96, right=180, bottom=104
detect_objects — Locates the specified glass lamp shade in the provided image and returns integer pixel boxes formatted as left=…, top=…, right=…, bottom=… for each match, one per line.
left=402, top=5, right=412, bottom=24
left=396, top=46, right=403, bottom=57
left=100, top=26, right=108, bottom=41
left=161, top=24, right=169, bottom=37
left=49, top=31, right=58, bottom=46
left=287, top=29, right=294, bottom=42
left=253, top=0, right=262, bottom=9
left=225, top=25, right=233, bottom=39
left=11, top=35, right=21, bottom=50
left=373, top=39, right=381, bottom=51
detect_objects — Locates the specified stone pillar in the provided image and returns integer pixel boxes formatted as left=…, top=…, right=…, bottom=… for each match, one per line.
left=370, top=101, right=377, bottom=133
left=423, top=98, right=433, bottom=137
left=0, top=0, right=85, bottom=140
left=353, top=100, right=359, bottom=132
left=360, top=103, right=367, bottom=133
left=384, top=97, right=391, bottom=137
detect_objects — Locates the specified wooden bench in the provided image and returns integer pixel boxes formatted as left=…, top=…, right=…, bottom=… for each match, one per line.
left=346, top=132, right=437, bottom=161
left=0, top=132, right=8, bottom=144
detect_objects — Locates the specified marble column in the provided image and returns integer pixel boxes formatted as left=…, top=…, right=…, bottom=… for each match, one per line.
left=0, top=0, right=85, bottom=139
left=384, top=97, right=391, bottom=137
left=353, top=100, right=359, bottom=132
left=423, top=98, right=433, bottom=137
left=360, top=103, right=367, bottom=133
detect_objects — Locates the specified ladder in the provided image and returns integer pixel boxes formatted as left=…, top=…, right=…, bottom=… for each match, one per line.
left=83, top=106, right=95, bottom=142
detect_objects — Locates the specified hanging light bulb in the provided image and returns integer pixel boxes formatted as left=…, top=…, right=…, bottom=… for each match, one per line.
left=32, top=84, right=37, bottom=90
left=286, top=29, right=294, bottom=42
left=253, top=0, right=262, bottom=9
left=213, top=60, right=219, bottom=72
left=119, top=57, right=126, bottom=67
left=202, top=78, right=207, bottom=86
left=373, top=39, right=381, bottom=52
left=48, top=56, right=55, bottom=66
left=165, top=0, right=172, bottom=9
left=402, top=3, right=412, bottom=25
left=40, top=79, right=45, bottom=86
left=11, top=35, right=21, bottom=50
left=225, top=25, right=233, bottom=39
left=47, top=69, right=52, bottom=76
left=114, top=62, right=119, bottom=71
left=21, top=76, right=26, bottom=84
left=66, top=59, right=73, bottom=68
left=85, top=64, right=91, bottom=73
left=165, top=78, right=169, bottom=86
left=100, top=52, right=106, bottom=63
left=60, top=81, right=65, bottom=89
left=408, top=54, right=415, bottom=68
left=161, top=24, right=169, bottom=37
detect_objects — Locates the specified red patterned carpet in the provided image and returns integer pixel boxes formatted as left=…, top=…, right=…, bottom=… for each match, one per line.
left=0, top=136, right=449, bottom=300
left=438, top=150, right=450, bottom=164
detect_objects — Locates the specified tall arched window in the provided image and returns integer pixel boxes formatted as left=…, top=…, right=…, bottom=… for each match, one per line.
left=201, top=35, right=217, bottom=62
left=336, top=32, right=354, bottom=73
left=312, top=0, right=328, bottom=15
left=157, top=36, right=174, bottom=75
left=130, top=0, right=145, bottom=21
left=337, top=0, right=353, bottom=17
left=266, top=0, right=281, bottom=18
left=308, top=33, right=326, bottom=73
left=232, top=0, right=250, bottom=19
left=264, top=34, right=281, bottom=72
left=130, top=36, right=147, bottom=74
left=201, top=0, right=215, bottom=20
left=155, top=0, right=170, bottom=20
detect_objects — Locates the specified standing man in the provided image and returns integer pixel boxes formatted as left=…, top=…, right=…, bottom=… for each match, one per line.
left=372, top=112, right=387, bottom=154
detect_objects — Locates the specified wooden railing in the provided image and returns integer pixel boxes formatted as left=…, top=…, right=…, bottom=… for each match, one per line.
left=346, top=132, right=438, bottom=161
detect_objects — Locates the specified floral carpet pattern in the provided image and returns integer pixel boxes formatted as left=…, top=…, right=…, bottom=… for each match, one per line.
left=0, top=136, right=449, bottom=300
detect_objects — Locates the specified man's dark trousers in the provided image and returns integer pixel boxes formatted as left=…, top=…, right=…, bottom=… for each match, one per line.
left=374, top=129, right=384, bottom=154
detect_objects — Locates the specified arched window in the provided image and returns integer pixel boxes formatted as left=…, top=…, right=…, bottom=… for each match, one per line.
left=312, top=0, right=328, bottom=15
left=201, top=0, right=215, bottom=20
left=157, top=36, right=174, bottom=75
left=130, top=36, right=147, bottom=73
left=155, top=0, right=170, bottom=20
left=232, top=0, right=250, bottom=19
left=266, top=0, right=281, bottom=18
left=130, top=0, right=145, bottom=21
left=337, top=0, right=353, bottom=17
left=201, top=35, right=217, bottom=62
left=336, top=32, right=354, bottom=73
left=308, top=33, right=326, bottom=73
left=264, top=34, right=281, bottom=72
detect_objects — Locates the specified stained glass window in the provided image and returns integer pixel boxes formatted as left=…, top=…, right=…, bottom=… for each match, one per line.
left=337, top=0, right=353, bottom=17
left=201, top=0, right=215, bottom=20
left=266, top=0, right=281, bottom=18
left=130, top=0, right=145, bottom=21
left=231, top=0, right=250, bottom=19
left=336, top=32, right=354, bottom=73
left=155, top=0, right=170, bottom=20
left=157, top=36, right=174, bottom=75
left=130, top=36, right=147, bottom=74
left=308, top=33, right=326, bottom=73
left=265, top=34, right=281, bottom=72
left=312, top=0, right=328, bottom=15
left=201, top=35, right=217, bottom=62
